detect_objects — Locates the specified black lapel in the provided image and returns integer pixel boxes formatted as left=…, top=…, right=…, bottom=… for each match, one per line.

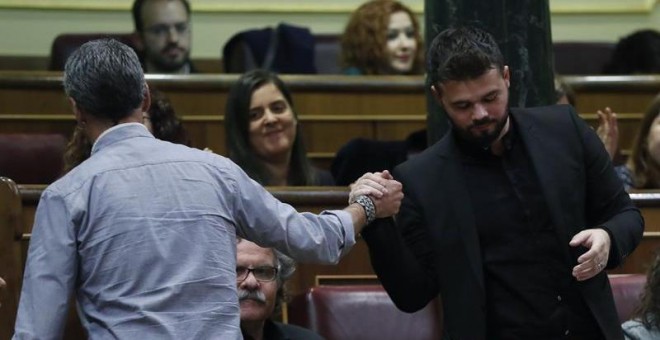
left=511, top=109, right=573, bottom=264
left=435, top=131, right=485, bottom=291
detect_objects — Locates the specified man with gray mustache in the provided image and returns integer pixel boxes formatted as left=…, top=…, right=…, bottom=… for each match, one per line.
left=237, top=238, right=322, bottom=340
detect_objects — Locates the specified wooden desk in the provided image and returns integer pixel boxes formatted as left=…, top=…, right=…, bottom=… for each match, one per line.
left=4, top=184, right=659, bottom=338
left=0, top=72, right=658, bottom=166
left=13, top=185, right=660, bottom=293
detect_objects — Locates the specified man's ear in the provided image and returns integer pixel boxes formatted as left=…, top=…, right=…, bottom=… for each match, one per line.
left=431, top=85, right=439, bottom=99
left=503, top=65, right=510, bottom=88
left=141, top=83, right=151, bottom=114
left=430, top=85, right=443, bottom=105
left=68, top=97, right=85, bottom=125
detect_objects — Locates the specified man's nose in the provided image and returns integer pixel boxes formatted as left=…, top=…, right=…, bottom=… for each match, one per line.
left=166, top=27, right=179, bottom=43
left=472, top=104, right=488, bottom=120
left=240, top=272, right=260, bottom=288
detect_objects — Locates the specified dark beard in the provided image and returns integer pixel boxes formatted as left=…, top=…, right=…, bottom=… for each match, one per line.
left=453, top=112, right=508, bottom=150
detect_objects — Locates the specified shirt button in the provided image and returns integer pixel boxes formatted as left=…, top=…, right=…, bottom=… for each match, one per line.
left=557, top=295, right=562, bottom=302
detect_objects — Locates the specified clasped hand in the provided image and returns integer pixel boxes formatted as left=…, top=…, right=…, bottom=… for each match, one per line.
left=349, top=170, right=403, bottom=218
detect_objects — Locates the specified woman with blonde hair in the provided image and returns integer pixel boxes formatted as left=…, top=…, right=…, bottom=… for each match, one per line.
left=341, top=0, right=424, bottom=75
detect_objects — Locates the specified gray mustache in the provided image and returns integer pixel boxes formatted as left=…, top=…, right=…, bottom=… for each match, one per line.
left=238, top=289, right=266, bottom=304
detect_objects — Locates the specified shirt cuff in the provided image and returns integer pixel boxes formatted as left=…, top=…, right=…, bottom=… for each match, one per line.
left=323, top=209, right=356, bottom=257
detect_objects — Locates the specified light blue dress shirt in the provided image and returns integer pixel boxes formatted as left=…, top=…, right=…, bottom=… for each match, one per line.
left=13, top=124, right=355, bottom=340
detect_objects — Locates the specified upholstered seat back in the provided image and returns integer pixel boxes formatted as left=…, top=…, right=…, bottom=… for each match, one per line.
left=609, top=274, right=646, bottom=323
left=0, top=134, right=68, bottom=184
left=287, top=285, right=442, bottom=340
left=49, top=33, right=139, bottom=71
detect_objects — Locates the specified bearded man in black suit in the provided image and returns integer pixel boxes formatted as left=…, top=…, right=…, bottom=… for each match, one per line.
left=359, top=26, right=643, bottom=340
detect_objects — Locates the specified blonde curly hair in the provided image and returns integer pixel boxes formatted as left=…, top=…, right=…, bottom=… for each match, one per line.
left=340, top=0, right=424, bottom=75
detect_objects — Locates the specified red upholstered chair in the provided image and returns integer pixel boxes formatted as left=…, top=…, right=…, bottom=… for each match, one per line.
left=287, top=285, right=442, bottom=340
left=0, top=134, right=68, bottom=184
left=49, top=32, right=139, bottom=71
left=608, top=274, right=647, bottom=323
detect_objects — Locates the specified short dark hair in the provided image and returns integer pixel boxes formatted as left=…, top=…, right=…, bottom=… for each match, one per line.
left=132, top=0, right=191, bottom=32
left=63, top=39, right=146, bottom=123
left=427, top=26, right=504, bottom=87
left=224, top=69, right=315, bottom=186
left=603, top=29, right=660, bottom=74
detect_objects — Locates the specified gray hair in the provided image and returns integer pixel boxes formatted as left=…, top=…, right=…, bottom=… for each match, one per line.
left=273, top=249, right=296, bottom=317
left=63, top=39, right=146, bottom=123
left=273, top=249, right=296, bottom=286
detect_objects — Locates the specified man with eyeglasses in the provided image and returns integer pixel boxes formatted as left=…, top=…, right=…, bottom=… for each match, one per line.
left=237, top=238, right=322, bottom=340
left=132, top=0, right=194, bottom=74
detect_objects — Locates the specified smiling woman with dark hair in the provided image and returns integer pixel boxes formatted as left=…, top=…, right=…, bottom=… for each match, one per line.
left=224, top=69, right=333, bottom=186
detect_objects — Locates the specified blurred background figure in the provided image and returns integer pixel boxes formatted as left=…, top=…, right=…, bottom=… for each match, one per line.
left=0, top=276, right=5, bottom=309
left=602, top=29, right=660, bottom=75
left=237, top=238, right=323, bottom=340
left=224, top=69, right=333, bottom=186
left=619, top=94, right=660, bottom=189
left=340, top=0, right=424, bottom=75
left=554, top=77, right=576, bottom=106
left=132, top=0, right=194, bottom=74
left=62, top=87, right=187, bottom=173
left=555, top=77, right=619, bottom=161
left=622, top=251, right=660, bottom=339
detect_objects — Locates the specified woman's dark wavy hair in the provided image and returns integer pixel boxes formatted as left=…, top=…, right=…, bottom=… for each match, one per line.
left=62, top=87, right=186, bottom=173
left=224, top=69, right=314, bottom=186
left=627, top=93, right=660, bottom=188
left=631, top=250, right=660, bottom=329
left=148, top=89, right=188, bottom=145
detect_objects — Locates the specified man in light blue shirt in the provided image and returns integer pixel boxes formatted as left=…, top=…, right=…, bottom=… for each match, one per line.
left=13, top=39, right=402, bottom=339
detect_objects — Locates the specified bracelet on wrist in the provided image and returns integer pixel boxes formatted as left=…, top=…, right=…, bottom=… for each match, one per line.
left=353, top=195, right=376, bottom=225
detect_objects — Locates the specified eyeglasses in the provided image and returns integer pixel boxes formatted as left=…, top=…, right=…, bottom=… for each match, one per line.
left=236, top=266, right=278, bottom=282
left=144, top=22, right=190, bottom=37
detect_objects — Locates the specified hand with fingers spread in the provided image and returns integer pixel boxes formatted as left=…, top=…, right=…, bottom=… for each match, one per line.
left=595, top=107, right=619, bottom=160
left=569, top=229, right=611, bottom=281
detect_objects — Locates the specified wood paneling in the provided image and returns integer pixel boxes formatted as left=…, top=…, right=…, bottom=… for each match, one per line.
left=0, top=72, right=658, bottom=162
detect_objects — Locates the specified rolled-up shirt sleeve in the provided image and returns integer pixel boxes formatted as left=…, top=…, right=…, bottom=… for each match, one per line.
left=226, top=163, right=355, bottom=264
left=14, top=189, right=78, bottom=340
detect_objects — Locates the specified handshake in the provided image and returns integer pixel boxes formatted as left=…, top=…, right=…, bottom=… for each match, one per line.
left=348, top=170, right=404, bottom=224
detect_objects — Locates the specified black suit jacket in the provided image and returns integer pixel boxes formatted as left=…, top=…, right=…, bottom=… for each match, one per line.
left=362, top=105, right=644, bottom=339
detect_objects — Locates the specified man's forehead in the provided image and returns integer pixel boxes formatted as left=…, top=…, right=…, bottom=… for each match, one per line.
left=438, top=69, right=504, bottom=100
left=142, top=0, right=188, bottom=23
left=236, top=241, right=276, bottom=264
